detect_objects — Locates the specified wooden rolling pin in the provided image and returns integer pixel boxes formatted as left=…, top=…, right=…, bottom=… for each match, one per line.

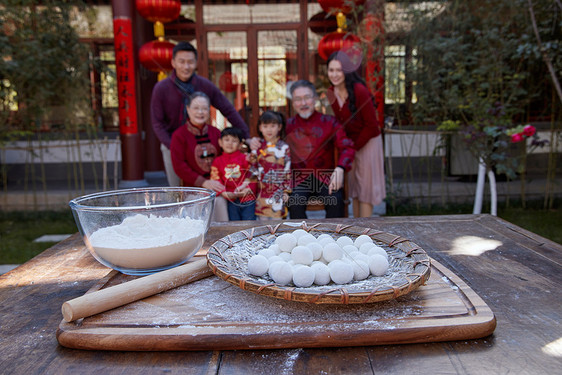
left=62, top=257, right=212, bottom=322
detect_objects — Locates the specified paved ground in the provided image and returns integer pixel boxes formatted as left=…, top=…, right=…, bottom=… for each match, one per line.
left=2, top=175, right=559, bottom=211
left=0, top=265, right=19, bottom=274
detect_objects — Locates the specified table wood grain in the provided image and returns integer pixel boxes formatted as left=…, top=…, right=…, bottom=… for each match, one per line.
left=1, top=215, right=561, bottom=374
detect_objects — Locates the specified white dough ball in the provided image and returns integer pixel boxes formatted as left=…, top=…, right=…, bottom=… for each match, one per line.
left=276, top=233, right=297, bottom=252
left=268, top=260, right=286, bottom=276
left=292, top=263, right=306, bottom=272
left=258, top=248, right=275, bottom=258
left=267, top=255, right=284, bottom=265
left=349, top=250, right=361, bottom=259
left=291, top=245, right=313, bottom=265
left=328, top=260, right=354, bottom=284
left=340, top=257, right=353, bottom=265
left=307, top=242, right=324, bottom=261
left=352, top=260, right=370, bottom=281
left=278, top=252, right=292, bottom=262
left=291, top=229, right=309, bottom=239
left=318, top=237, right=335, bottom=246
left=247, top=255, right=269, bottom=276
left=270, top=262, right=293, bottom=285
left=297, top=233, right=317, bottom=247
left=355, top=253, right=371, bottom=264
left=341, top=244, right=358, bottom=257
left=359, top=242, right=376, bottom=254
left=369, top=254, right=389, bottom=276
left=268, top=244, right=281, bottom=255
left=336, top=236, right=354, bottom=248
left=368, top=246, right=388, bottom=260
left=311, top=262, right=331, bottom=285
left=292, top=265, right=315, bottom=288
left=323, top=242, right=343, bottom=263
left=354, top=234, right=373, bottom=248
left=316, top=233, right=334, bottom=242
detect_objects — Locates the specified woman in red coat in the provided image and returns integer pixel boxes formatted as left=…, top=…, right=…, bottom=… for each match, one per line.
left=170, top=91, right=228, bottom=220
left=326, top=52, right=386, bottom=217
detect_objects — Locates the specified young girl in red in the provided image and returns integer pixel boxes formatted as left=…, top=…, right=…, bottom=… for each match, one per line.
left=250, top=111, right=291, bottom=220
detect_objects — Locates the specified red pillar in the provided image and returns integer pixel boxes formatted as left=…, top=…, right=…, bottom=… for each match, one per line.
left=363, top=6, right=385, bottom=129
left=134, top=15, right=163, bottom=177
left=111, top=0, right=147, bottom=188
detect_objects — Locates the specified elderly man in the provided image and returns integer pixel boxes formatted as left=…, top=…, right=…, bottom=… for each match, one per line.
left=285, top=80, right=355, bottom=219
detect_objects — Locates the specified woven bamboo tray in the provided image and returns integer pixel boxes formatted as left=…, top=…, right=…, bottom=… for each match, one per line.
left=206, top=222, right=431, bottom=304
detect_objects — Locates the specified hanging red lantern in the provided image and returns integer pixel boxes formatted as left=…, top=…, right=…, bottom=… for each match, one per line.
left=139, top=40, right=175, bottom=80
left=318, top=31, right=360, bottom=60
left=136, top=0, right=181, bottom=40
left=309, top=11, right=338, bottom=35
left=218, top=71, right=237, bottom=93
left=135, top=0, right=181, bottom=24
left=136, top=0, right=181, bottom=80
left=317, top=0, right=365, bottom=15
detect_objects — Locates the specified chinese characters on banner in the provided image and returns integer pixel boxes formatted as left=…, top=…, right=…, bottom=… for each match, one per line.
left=113, top=18, right=138, bottom=134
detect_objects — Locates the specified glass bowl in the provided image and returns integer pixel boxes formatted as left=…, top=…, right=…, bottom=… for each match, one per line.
left=69, top=187, right=215, bottom=275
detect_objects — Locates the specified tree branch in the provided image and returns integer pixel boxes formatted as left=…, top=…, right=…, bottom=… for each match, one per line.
left=527, top=0, right=562, bottom=105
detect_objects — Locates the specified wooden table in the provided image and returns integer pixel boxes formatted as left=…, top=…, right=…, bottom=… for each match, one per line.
left=1, top=215, right=561, bottom=374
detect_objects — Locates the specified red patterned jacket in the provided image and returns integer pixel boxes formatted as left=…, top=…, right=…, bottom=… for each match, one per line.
left=285, top=111, right=355, bottom=186
left=170, top=121, right=221, bottom=187
left=210, top=150, right=257, bottom=203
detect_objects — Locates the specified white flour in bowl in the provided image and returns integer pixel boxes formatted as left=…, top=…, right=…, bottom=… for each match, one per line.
left=89, top=214, right=205, bottom=269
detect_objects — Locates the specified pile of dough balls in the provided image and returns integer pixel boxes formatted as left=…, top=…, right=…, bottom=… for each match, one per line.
left=246, top=229, right=390, bottom=288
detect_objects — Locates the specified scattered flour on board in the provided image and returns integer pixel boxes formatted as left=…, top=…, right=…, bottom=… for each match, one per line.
left=99, top=275, right=424, bottom=333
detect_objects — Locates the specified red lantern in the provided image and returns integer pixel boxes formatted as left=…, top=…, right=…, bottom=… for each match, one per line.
left=309, top=11, right=338, bottom=35
left=317, top=31, right=360, bottom=60
left=218, top=71, right=237, bottom=93
left=135, top=0, right=181, bottom=23
left=318, top=0, right=366, bottom=15
left=139, top=40, right=174, bottom=79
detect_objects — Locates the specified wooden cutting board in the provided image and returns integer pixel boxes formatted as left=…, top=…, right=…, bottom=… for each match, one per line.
left=57, top=258, right=496, bottom=351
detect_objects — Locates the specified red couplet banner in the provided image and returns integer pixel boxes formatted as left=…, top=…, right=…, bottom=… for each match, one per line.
left=113, top=18, right=138, bottom=135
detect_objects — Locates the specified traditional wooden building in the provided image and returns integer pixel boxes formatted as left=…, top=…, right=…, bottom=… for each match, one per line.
left=81, top=0, right=398, bottom=185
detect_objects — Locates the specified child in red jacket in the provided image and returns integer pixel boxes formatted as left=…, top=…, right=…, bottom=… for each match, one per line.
left=210, top=127, right=257, bottom=220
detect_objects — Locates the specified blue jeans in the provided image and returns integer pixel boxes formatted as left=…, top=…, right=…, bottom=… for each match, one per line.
left=227, top=199, right=257, bottom=221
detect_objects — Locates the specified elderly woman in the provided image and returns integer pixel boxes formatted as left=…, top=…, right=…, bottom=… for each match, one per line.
left=170, top=91, right=229, bottom=221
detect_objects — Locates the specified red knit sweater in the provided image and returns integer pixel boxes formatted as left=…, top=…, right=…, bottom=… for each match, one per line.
left=327, top=82, right=382, bottom=151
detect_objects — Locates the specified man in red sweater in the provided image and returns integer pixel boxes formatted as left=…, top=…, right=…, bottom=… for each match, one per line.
left=285, top=80, right=355, bottom=218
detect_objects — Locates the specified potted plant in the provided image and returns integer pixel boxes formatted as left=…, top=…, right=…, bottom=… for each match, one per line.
left=438, top=102, right=546, bottom=215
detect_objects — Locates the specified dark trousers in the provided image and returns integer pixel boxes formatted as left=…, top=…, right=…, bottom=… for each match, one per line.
left=288, top=175, right=345, bottom=219
left=227, top=199, right=257, bottom=221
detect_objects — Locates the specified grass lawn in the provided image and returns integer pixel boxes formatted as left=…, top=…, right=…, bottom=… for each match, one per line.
left=387, top=200, right=562, bottom=245
left=0, top=210, right=77, bottom=264
left=497, top=207, right=562, bottom=244
left=0, top=202, right=560, bottom=265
